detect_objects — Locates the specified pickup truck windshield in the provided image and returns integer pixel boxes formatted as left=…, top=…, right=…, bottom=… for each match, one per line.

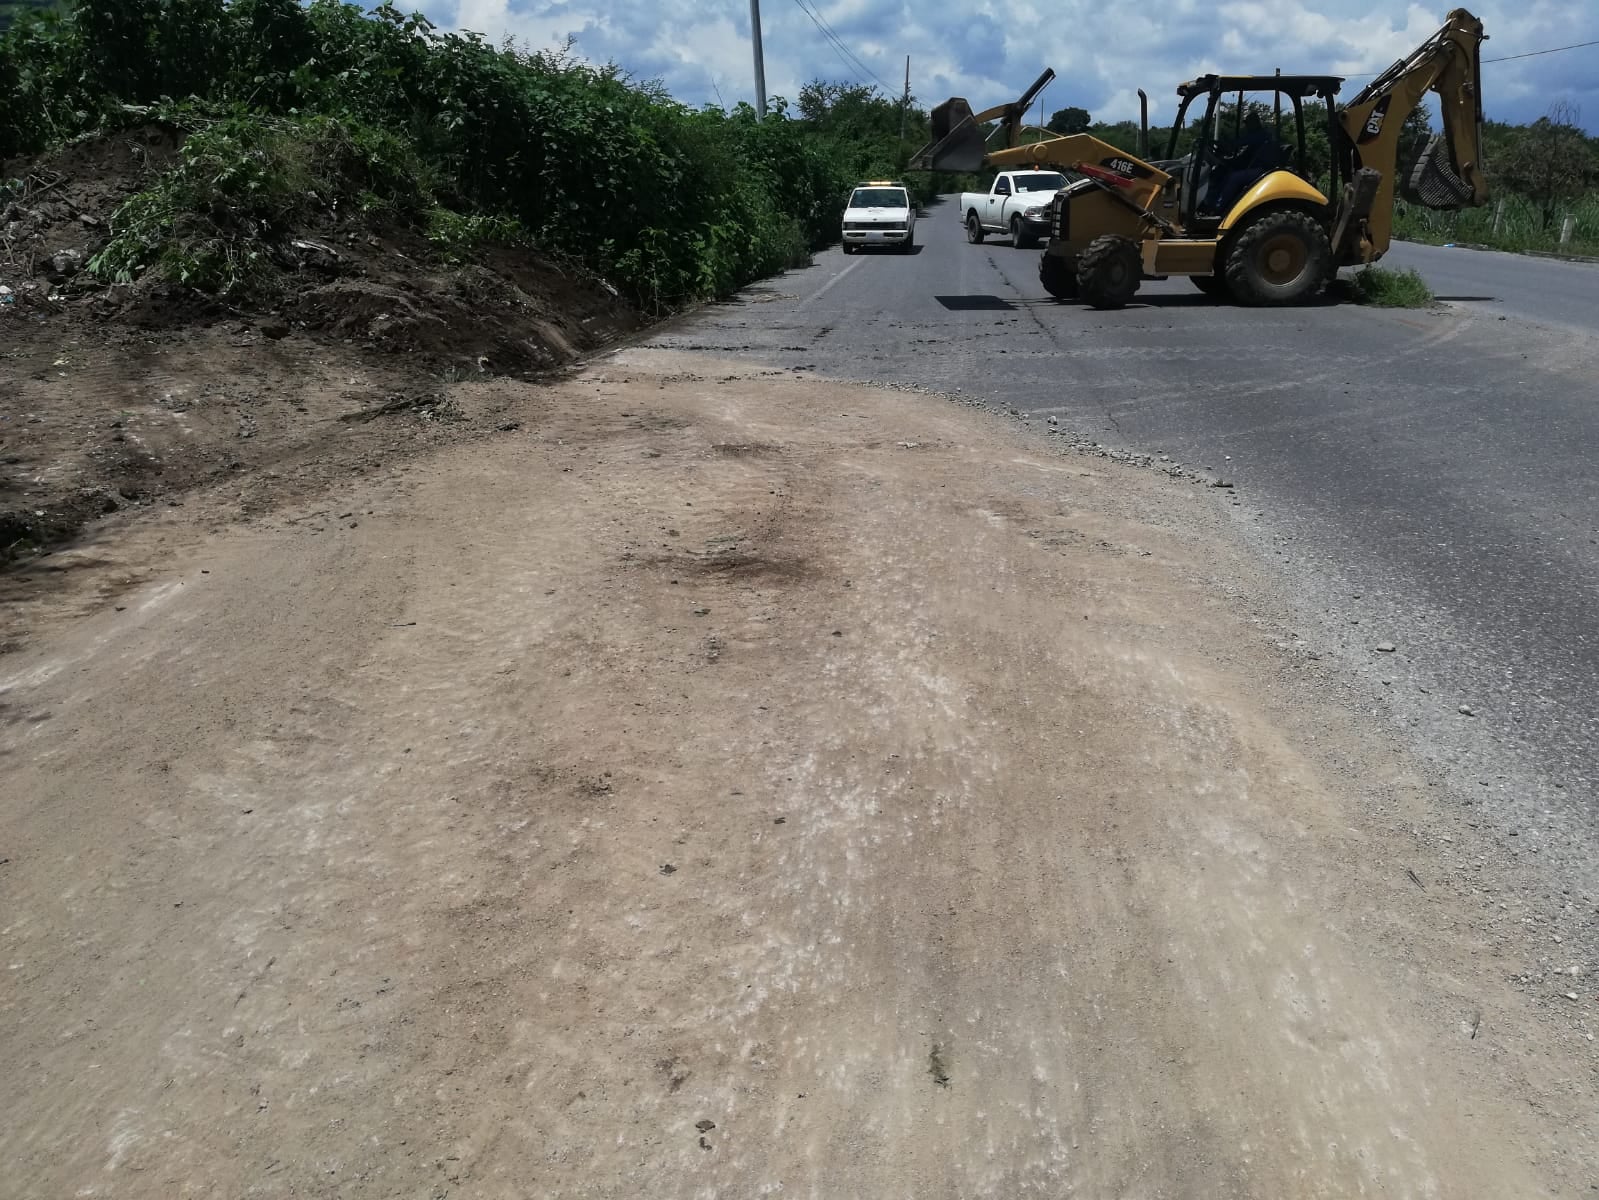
left=1010, top=173, right=1066, bottom=192
left=850, top=188, right=907, bottom=208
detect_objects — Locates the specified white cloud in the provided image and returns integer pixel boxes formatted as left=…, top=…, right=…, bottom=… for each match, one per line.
left=436, top=1, right=1599, bottom=128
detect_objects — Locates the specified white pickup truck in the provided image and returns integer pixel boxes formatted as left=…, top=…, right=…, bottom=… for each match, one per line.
left=959, top=170, right=1068, bottom=248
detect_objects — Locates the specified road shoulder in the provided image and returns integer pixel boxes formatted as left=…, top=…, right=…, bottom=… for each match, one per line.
left=1, top=349, right=1588, bottom=1197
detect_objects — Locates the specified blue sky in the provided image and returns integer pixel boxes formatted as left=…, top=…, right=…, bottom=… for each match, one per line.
left=432, top=2, right=1598, bottom=129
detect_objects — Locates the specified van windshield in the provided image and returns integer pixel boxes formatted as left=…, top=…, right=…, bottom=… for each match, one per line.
left=850, top=188, right=907, bottom=208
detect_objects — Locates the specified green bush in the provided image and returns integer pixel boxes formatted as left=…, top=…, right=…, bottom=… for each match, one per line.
left=2, top=0, right=933, bottom=308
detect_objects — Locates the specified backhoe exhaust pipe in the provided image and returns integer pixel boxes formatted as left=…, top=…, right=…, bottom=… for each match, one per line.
left=1137, top=89, right=1149, bottom=157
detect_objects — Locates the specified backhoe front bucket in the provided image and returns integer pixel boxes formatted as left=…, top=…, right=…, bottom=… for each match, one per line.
left=908, top=69, right=1055, bottom=172
left=909, top=97, right=989, bottom=173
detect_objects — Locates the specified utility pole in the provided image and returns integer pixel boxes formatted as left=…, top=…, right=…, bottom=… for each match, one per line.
left=899, top=56, right=910, bottom=150
left=749, top=0, right=767, bottom=119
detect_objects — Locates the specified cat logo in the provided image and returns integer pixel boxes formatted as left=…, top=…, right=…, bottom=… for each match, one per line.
left=1359, top=95, right=1393, bottom=144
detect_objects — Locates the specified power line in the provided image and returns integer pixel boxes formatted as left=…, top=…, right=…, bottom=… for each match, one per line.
left=1342, top=35, right=1599, bottom=79
left=797, top=0, right=889, bottom=88
left=793, top=0, right=889, bottom=91
left=789, top=0, right=896, bottom=94
left=787, top=0, right=870, bottom=88
left=1484, top=37, right=1599, bottom=64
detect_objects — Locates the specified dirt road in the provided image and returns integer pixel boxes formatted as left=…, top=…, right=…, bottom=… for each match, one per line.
left=2, top=350, right=1593, bottom=1197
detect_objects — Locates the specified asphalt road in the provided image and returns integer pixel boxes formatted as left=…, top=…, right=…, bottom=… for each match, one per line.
left=648, top=197, right=1599, bottom=884
left=1384, top=239, right=1599, bottom=333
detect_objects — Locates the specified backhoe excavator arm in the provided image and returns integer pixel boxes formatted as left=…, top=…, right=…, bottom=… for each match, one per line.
left=983, top=136, right=1171, bottom=212
left=1337, top=8, right=1487, bottom=262
left=909, top=68, right=1057, bottom=173
left=910, top=84, right=1172, bottom=215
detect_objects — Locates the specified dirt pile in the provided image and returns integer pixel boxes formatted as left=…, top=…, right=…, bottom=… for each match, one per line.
left=1, top=124, right=640, bottom=566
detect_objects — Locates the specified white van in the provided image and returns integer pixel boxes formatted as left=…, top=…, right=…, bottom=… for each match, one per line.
left=841, top=182, right=916, bottom=253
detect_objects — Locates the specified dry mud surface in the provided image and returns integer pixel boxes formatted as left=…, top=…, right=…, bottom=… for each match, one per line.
left=2, top=349, right=1595, bottom=1198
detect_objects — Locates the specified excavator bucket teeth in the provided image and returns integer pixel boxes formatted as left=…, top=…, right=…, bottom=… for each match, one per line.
left=910, top=98, right=989, bottom=173
left=1402, top=133, right=1476, bottom=210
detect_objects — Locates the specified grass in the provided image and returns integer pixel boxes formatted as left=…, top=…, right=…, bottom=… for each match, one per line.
left=1348, top=266, right=1434, bottom=308
left=1394, top=194, right=1599, bottom=258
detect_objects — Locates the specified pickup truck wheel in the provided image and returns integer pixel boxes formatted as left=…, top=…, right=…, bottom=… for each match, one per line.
left=901, top=230, right=916, bottom=254
left=966, top=211, right=985, bottom=244
left=1223, top=209, right=1332, bottom=306
left=1076, top=235, right=1141, bottom=310
left=1039, top=251, right=1078, bottom=300
left=1009, top=215, right=1037, bottom=250
left=1191, top=274, right=1230, bottom=299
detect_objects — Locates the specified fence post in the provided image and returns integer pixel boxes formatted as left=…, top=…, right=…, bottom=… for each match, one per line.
left=1561, top=214, right=1576, bottom=245
left=1491, top=199, right=1504, bottom=237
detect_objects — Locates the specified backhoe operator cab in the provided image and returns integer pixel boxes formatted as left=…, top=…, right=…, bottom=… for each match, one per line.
left=1163, top=75, right=1342, bottom=229
left=909, top=7, right=1487, bottom=309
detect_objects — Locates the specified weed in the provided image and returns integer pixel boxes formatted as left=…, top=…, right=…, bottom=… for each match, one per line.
left=425, top=209, right=528, bottom=261
left=1348, top=266, right=1434, bottom=308
left=87, top=112, right=428, bottom=296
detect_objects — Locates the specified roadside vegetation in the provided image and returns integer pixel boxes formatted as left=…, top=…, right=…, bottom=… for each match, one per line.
left=0, top=0, right=952, bottom=311
left=1394, top=105, right=1599, bottom=256
left=1346, top=265, right=1434, bottom=308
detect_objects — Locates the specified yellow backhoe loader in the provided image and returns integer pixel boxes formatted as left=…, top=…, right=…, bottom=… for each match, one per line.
left=910, top=9, right=1487, bottom=308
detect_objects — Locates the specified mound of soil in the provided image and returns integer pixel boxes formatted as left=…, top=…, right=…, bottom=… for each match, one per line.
left=1, top=125, right=642, bottom=571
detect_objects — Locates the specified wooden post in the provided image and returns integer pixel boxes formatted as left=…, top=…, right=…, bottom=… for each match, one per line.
left=1491, top=199, right=1504, bottom=237
left=899, top=56, right=910, bottom=150
left=1561, top=214, right=1576, bottom=245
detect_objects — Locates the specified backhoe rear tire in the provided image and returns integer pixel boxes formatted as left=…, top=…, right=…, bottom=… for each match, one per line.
left=1039, top=251, right=1078, bottom=301
left=1076, top=235, right=1141, bottom=310
left=1223, top=209, right=1332, bottom=306
left=966, top=211, right=985, bottom=244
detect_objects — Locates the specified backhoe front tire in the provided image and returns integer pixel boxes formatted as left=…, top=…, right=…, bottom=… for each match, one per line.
left=1010, top=215, right=1036, bottom=250
left=966, top=211, right=985, bottom=244
left=1039, top=251, right=1078, bottom=301
left=1076, top=235, right=1141, bottom=310
left=1223, top=209, right=1332, bottom=306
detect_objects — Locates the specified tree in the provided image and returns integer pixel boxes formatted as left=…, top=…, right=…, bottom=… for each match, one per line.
left=1497, top=101, right=1597, bottom=227
left=0, top=0, right=59, bottom=35
left=1047, top=106, right=1090, bottom=135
